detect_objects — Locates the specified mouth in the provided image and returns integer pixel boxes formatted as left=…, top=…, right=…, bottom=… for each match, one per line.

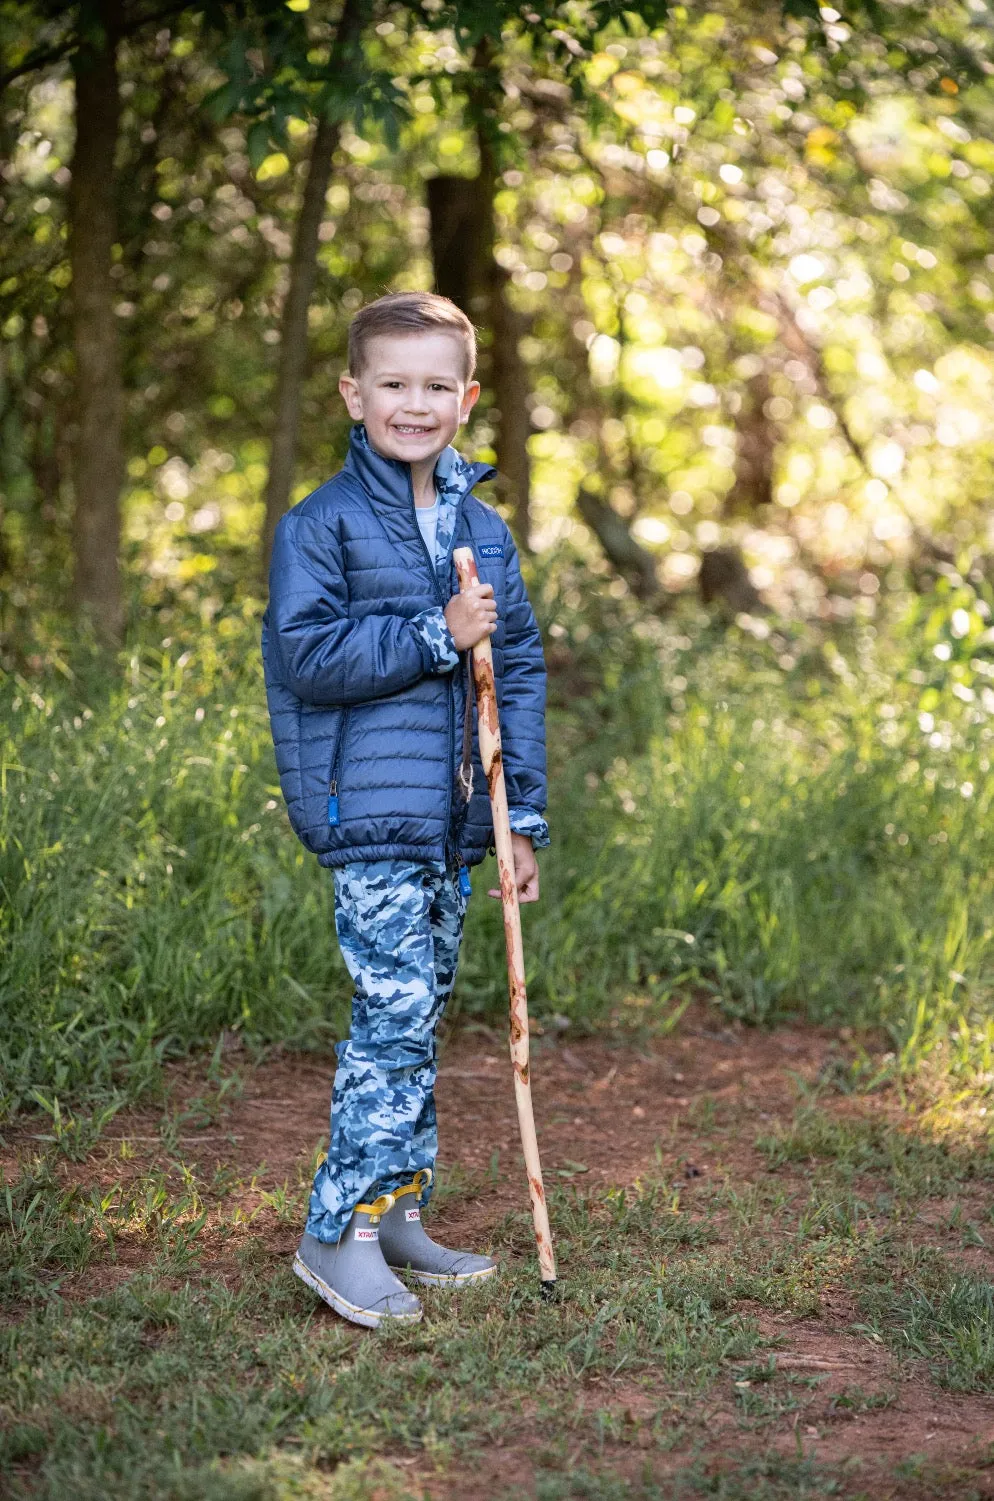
left=391, top=424, right=437, bottom=438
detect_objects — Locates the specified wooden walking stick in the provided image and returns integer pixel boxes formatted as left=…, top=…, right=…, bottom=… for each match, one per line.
left=453, top=546, right=557, bottom=1298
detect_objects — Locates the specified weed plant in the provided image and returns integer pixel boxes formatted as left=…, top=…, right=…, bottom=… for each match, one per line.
left=857, top=1243, right=994, bottom=1392
left=4, top=567, right=994, bottom=1115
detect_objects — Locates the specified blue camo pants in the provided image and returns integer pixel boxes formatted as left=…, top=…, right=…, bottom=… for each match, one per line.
left=306, top=858, right=468, bottom=1244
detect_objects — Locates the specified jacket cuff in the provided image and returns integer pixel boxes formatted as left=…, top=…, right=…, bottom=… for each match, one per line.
left=410, top=607, right=459, bottom=675
left=508, top=807, right=550, bottom=849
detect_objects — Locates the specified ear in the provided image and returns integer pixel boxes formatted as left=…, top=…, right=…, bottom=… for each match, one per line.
left=460, top=380, right=481, bottom=425
left=339, top=371, right=363, bottom=421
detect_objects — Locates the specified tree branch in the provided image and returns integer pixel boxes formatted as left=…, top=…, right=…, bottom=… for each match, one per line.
left=0, top=38, right=75, bottom=93
left=0, top=1, right=190, bottom=93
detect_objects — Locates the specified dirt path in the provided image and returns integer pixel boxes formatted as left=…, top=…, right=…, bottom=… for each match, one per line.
left=6, top=1013, right=994, bottom=1497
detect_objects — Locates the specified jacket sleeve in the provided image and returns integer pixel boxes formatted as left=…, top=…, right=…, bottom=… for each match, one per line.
left=508, top=805, right=551, bottom=848
left=269, top=509, right=453, bottom=706
left=499, top=527, right=548, bottom=819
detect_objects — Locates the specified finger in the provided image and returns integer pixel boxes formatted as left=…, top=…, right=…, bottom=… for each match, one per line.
left=519, top=873, right=539, bottom=902
left=487, top=886, right=501, bottom=899
left=475, top=583, right=495, bottom=598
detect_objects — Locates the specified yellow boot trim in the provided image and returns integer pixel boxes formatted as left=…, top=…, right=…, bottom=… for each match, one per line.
left=354, top=1192, right=396, bottom=1223
left=391, top=1168, right=434, bottom=1204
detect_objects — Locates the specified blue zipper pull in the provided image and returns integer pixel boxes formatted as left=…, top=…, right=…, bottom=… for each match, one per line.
left=328, top=780, right=339, bottom=827
left=458, top=862, right=472, bottom=899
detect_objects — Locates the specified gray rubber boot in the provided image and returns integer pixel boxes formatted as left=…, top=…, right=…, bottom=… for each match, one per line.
left=293, top=1193, right=423, bottom=1329
left=378, top=1170, right=498, bottom=1288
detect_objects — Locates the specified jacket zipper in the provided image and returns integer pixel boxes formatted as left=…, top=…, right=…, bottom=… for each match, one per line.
left=327, top=708, right=351, bottom=826
left=407, top=468, right=456, bottom=859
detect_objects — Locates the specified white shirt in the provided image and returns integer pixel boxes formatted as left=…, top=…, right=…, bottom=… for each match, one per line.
left=415, top=495, right=440, bottom=563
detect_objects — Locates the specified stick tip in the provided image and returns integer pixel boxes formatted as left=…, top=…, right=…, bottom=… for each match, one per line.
left=540, top=1279, right=559, bottom=1303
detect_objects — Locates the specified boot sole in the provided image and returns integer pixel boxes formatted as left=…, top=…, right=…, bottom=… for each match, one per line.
left=388, top=1261, right=499, bottom=1288
left=293, top=1254, right=423, bottom=1329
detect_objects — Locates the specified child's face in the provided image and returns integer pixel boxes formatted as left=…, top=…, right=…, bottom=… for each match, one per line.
left=339, top=331, right=480, bottom=468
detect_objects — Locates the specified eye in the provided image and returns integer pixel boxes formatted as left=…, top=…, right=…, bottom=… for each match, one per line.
left=430, top=383, right=453, bottom=392
left=383, top=380, right=402, bottom=388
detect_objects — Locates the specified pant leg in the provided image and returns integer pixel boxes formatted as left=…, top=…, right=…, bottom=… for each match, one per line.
left=406, top=863, right=469, bottom=1209
left=306, top=859, right=444, bottom=1244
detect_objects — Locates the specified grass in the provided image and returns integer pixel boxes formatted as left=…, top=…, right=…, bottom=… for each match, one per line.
left=5, top=572, right=994, bottom=1121
left=4, top=574, right=994, bottom=1493
left=3, top=1073, right=994, bottom=1499
left=855, top=1243, right=994, bottom=1394
left=0, top=1176, right=755, bottom=1498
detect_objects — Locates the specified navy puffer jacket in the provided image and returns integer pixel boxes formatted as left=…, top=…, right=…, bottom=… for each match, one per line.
left=261, top=428, right=547, bottom=867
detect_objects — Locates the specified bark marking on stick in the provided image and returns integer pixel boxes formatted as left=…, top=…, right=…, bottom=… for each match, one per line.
left=476, top=665, right=499, bottom=735
left=486, top=746, right=503, bottom=796
left=529, top=1175, right=545, bottom=1206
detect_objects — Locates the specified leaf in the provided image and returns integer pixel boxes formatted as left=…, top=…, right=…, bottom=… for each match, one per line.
left=247, top=121, right=272, bottom=173
left=782, top=0, right=822, bottom=19
left=202, top=81, right=245, bottom=123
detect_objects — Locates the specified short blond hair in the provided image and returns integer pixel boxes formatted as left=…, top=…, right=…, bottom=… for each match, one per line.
left=347, top=291, right=477, bottom=380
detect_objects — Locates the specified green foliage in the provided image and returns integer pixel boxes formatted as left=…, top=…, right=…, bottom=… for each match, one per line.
left=527, top=579, right=994, bottom=1075
left=0, top=1170, right=760, bottom=1500
left=0, top=619, right=349, bottom=1118
left=0, top=1158, right=107, bottom=1304
left=857, top=1243, right=994, bottom=1392
left=4, top=577, right=994, bottom=1117
left=2, top=1131, right=990, bottom=1496
left=757, top=1106, right=994, bottom=1193
left=5, top=0, right=994, bottom=633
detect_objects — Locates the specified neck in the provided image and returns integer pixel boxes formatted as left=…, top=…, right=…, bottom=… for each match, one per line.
left=411, top=458, right=437, bottom=508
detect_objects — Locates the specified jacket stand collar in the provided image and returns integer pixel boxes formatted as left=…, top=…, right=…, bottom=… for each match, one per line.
left=343, top=424, right=497, bottom=509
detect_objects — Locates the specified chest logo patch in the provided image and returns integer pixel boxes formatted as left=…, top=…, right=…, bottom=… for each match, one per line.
left=478, top=543, right=504, bottom=560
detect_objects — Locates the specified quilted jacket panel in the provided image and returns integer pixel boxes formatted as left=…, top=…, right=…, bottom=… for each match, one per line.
left=261, top=426, right=547, bottom=867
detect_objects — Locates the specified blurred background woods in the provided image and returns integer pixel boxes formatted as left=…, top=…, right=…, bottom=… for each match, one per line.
left=7, top=0, right=994, bottom=637
left=5, top=0, right=994, bottom=1116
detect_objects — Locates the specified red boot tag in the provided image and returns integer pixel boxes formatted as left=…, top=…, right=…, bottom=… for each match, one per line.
left=355, top=1227, right=379, bottom=1241
left=405, top=1207, right=421, bottom=1222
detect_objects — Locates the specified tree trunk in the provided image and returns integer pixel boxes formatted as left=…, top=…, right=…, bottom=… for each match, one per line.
left=724, top=369, right=775, bottom=516
left=475, top=124, right=532, bottom=549
left=259, top=111, right=340, bottom=574
left=426, top=174, right=489, bottom=322
left=69, top=1, right=124, bottom=643
left=260, top=0, right=364, bottom=578
left=488, top=259, right=532, bottom=548
left=426, top=164, right=532, bottom=547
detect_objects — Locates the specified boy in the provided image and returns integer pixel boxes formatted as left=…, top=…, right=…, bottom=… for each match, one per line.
left=261, top=291, right=549, bottom=1328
